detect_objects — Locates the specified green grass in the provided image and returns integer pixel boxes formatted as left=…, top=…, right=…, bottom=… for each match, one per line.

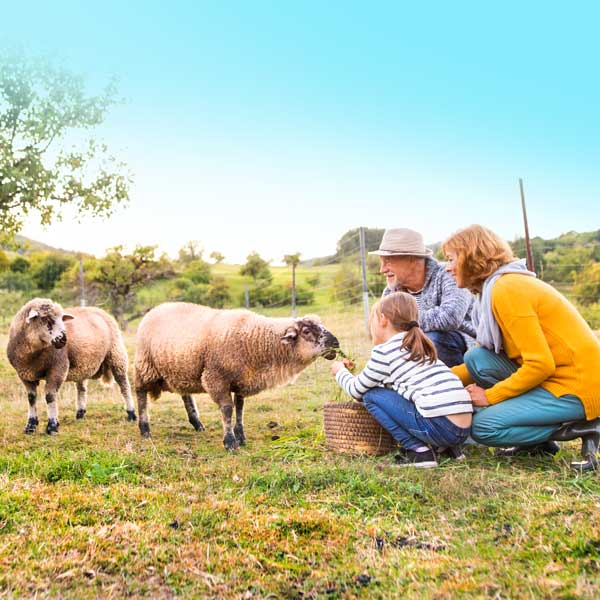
left=1, top=322, right=599, bottom=599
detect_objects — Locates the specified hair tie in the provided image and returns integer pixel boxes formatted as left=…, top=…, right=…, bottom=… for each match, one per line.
left=406, top=320, right=419, bottom=330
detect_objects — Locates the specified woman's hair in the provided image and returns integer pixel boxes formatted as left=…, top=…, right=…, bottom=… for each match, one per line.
left=372, top=292, right=437, bottom=365
left=442, top=224, right=515, bottom=292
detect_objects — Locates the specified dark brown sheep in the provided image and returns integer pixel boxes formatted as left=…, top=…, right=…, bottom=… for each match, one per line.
left=6, top=298, right=136, bottom=434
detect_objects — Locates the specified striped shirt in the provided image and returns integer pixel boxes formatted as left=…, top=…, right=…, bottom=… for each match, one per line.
left=335, top=332, right=473, bottom=418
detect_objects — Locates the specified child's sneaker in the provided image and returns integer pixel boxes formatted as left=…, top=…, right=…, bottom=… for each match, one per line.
left=394, top=448, right=438, bottom=469
left=437, top=446, right=466, bottom=461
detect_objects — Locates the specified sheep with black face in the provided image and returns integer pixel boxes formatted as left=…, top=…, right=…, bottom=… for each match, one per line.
left=134, top=302, right=339, bottom=449
left=6, top=298, right=136, bottom=434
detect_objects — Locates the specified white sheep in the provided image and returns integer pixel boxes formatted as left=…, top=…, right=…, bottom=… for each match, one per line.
left=134, top=302, right=339, bottom=449
left=6, top=298, right=137, bottom=434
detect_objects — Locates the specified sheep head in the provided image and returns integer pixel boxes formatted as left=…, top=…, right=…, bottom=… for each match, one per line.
left=24, top=300, right=74, bottom=349
left=281, top=315, right=339, bottom=361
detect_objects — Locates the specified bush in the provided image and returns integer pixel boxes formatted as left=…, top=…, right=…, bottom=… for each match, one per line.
left=0, top=271, right=35, bottom=293
left=206, top=276, right=231, bottom=308
left=244, top=283, right=314, bottom=308
left=182, top=259, right=211, bottom=284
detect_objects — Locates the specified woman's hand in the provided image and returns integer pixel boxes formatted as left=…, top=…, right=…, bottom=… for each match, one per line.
left=331, top=361, right=345, bottom=376
left=466, top=384, right=490, bottom=407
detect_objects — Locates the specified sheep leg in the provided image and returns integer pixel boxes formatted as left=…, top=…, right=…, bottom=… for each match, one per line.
left=75, top=381, right=87, bottom=419
left=45, top=381, right=61, bottom=435
left=23, top=380, right=39, bottom=434
left=111, top=364, right=137, bottom=421
left=137, top=389, right=151, bottom=438
left=233, top=394, right=246, bottom=446
left=219, top=398, right=239, bottom=450
left=182, top=395, right=205, bottom=431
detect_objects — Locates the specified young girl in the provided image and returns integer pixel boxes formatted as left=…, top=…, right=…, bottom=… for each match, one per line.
left=331, top=292, right=473, bottom=468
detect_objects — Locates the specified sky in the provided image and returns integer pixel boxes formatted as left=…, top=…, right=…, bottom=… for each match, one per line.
left=2, top=1, right=599, bottom=263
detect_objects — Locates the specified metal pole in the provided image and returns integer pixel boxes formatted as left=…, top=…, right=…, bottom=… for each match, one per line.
left=79, top=255, right=86, bottom=306
left=359, top=227, right=370, bottom=334
left=519, top=178, right=535, bottom=272
left=243, top=283, right=250, bottom=308
left=291, top=262, right=297, bottom=318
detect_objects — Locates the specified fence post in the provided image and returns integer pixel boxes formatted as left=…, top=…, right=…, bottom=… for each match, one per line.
left=291, top=262, right=297, bottom=318
left=244, top=284, right=250, bottom=308
left=359, top=227, right=370, bottom=334
left=79, top=255, right=86, bottom=307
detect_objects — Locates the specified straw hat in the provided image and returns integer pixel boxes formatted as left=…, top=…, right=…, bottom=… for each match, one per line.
left=369, top=228, right=433, bottom=257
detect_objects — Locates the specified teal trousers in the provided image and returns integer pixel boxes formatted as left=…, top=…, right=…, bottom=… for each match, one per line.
left=465, top=347, right=586, bottom=447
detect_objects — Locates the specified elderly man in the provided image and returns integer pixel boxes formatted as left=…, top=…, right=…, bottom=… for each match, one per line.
left=370, top=228, right=474, bottom=367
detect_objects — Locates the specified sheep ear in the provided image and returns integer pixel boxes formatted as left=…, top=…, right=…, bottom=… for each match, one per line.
left=281, top=326, right=298, bottom=344
left=26, top=309, right=39, bottom=323
left=62, top=313, right=75, bottom=321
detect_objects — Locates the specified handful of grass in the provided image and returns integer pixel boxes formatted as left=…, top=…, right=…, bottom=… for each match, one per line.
left=334, top=348, right=356, bottom=371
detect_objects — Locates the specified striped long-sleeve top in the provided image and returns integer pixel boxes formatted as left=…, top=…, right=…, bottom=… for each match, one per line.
left=335, top=332, right=473, bottom=418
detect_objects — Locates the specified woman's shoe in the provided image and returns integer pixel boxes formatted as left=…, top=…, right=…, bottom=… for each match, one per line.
left=550, top=417, right=600, bottom=442
left=551, top=418, right=600, bottom=471
left=496, top=441, right=560, bottom=457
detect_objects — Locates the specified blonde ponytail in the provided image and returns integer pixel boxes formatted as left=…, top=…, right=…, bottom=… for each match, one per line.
left=376, top=292, right=438, bottom=365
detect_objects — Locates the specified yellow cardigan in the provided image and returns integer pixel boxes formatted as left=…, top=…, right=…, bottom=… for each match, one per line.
left=452, top=274, right=600, bottom=419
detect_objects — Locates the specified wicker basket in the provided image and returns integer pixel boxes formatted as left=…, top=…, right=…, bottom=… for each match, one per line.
left=323, top=401, right=394, bottom=456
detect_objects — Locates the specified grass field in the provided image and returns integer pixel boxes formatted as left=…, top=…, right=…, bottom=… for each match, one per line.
left=1, top=313, right=599, bottom=599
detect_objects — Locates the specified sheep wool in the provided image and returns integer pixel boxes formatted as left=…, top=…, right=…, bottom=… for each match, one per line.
left=134, top=302, right=339, bottom=450
left=6, top=298, right=137, bottom=434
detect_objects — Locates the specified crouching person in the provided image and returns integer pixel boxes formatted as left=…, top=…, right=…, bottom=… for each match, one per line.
left=443, top=225, right=600, bottom=470
left=330, top=292, right=473, bottom=468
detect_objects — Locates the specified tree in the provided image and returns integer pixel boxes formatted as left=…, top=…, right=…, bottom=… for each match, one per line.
left=335, top=228, right=384, bottom=259
left=240, top=251, right=272, bottom=283
left=10, top=255, right=29, bottom=272
left=284, top=252, right=301, bottom=317
left=0, top=49, right=130, bottom=239
left=31, top=253, right=74, bottom=292
left=331, top=262, right=362, bottom=305
left=178, top=241, right=204, bottom=264
left=91, top=245, right=173, bottom=328
left=574, top=263, right=600, bottom=306
left=0, top=249, right=9, bottom=271
left=210, top=251, right=225, bottom=264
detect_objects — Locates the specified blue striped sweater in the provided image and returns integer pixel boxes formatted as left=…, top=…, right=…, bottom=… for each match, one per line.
left=335, top=332, right=473, bottom=418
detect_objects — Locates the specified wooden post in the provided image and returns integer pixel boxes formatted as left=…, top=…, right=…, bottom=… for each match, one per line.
left=519, top=178, right=535, bottom=272
left=359, top=227, right=370, bottom=334
left=79, top=255, right=86, bottom=306
left=291, top=262, right=297, bottom=318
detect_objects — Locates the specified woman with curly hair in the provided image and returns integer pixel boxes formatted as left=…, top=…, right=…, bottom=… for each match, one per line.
left=443, top=225, right=600, bottom=469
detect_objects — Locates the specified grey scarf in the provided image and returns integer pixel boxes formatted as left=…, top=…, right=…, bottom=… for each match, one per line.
left=472, top=259, right=536, bottom=353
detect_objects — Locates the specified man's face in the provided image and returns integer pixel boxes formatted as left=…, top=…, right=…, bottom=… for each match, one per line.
left=379, top=255, right=416, bottom=289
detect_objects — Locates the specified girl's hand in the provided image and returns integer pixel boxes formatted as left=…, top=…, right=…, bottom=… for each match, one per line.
left=466, top=384, right=490, bottom=407
left=342, top=358, right=355, bottom=370
left=331, top=361, right=346, bottom=376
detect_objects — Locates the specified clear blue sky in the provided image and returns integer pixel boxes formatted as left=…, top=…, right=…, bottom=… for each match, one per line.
left=2, top=1, right=599, bottom=262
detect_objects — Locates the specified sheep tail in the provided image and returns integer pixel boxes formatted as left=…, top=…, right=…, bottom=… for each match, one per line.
left=100, top=363, right=114, bottom=388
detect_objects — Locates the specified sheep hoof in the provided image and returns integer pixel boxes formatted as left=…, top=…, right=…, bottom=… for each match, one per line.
left=189, top=418, right=205, bottom=432
left=126, top=410, right=137, bottom=422
left=139, top=422, right=151, bottom=438
left=24, top=418, right=39, bottom=434
left=233, top=426, right=247, bottom=446
left=76, top=409, right=86, bottom=420
left=46, top=420, right=59, bottom=435
left=223, top=432, right=240, bottom=451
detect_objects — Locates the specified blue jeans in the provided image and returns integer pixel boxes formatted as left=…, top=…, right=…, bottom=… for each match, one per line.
left=363, top=387, right=471, bottom=451
left=465, top=347, right=586, bottom=447
left=426, top=330, right=467, bottom=368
